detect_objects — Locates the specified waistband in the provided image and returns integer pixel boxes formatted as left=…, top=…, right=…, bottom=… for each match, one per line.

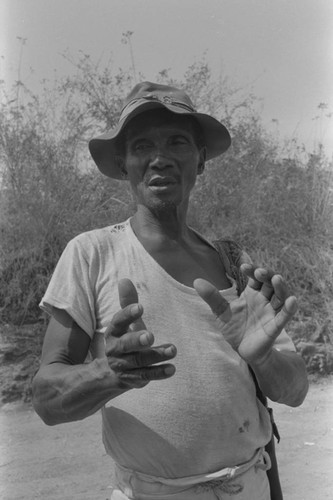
left=113, top=447, right=271, bottom=498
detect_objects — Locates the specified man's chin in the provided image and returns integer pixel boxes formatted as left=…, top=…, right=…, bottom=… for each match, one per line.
left=135, top=189, right=184, bottom=216
left=150, top=199, right=178, bottom=215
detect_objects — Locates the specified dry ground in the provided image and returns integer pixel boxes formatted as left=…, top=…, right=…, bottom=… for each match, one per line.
left=0, top=379, right=332, bottom=500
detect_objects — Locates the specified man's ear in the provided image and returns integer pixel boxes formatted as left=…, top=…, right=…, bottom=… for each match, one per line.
left=115, top=156, right=128, bottom=179
left=197, top=147, right=206, bottom=175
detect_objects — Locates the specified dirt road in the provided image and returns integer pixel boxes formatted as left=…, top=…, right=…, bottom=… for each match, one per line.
left=0, top=379, right=332, bottom=500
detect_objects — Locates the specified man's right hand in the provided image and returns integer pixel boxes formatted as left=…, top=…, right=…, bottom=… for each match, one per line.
left=32, top=278, right=176, bottom=424
left=105, top=278, right=177, bottom=389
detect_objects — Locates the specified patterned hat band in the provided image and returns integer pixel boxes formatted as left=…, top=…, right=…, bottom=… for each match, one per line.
left=120, top=94, right=196, bottom=117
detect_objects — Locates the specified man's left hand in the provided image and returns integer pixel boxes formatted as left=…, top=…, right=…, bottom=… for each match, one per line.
left=194, top=265, right=298, bottom=366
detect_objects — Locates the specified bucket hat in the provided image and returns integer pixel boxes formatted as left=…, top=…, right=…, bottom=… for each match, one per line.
left=89, top=81, right=231, bottom=179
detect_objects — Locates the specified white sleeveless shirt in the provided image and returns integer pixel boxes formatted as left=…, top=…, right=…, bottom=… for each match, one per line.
left=40, top=219, right=295, bottom=478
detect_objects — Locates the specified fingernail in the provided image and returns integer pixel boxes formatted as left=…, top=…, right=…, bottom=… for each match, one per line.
left=164, top=365, right=175, bottom=376
left=165, top=346, right=176, bottom=356
left=139, top=332, right=152, bottom=346
left=131, top=304, right=140, bottom=315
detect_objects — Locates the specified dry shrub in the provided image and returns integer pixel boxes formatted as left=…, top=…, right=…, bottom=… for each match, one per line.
left=1, top=54, right=332, bottom=375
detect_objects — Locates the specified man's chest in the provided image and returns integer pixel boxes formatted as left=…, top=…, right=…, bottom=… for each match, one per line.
left=147, top=244, right=231, bottom=290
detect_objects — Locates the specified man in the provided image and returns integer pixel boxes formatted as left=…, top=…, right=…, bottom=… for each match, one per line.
left=32, top=82, right=308, bottom=500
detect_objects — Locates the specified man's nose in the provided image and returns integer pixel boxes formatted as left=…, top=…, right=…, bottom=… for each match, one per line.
left=149, top=151, right=173, bottom=169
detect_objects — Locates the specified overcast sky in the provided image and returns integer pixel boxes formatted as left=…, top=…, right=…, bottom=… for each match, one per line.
left=1, top=0, right=332, bottom=155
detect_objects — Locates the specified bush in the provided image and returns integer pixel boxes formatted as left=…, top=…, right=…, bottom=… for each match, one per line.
left=0, top=52, right=332, bottom=357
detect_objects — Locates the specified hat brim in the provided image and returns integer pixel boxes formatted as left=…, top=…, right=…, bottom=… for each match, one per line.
left=89, top=101, right=231, bottom=179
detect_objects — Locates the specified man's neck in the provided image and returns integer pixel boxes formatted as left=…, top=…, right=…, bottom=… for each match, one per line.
left=131, top=205, right=192, bottom=246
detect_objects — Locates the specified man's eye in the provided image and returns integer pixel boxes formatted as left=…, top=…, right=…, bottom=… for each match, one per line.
left=170, top=137, right=188, bottom=146
left=134, top=143, right=151, bottom=152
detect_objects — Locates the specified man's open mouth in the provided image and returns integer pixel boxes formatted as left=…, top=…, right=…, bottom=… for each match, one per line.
left=148, top=176, right=177, bottom=187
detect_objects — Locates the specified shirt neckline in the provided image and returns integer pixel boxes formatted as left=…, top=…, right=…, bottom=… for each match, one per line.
left=125, top=217, right=236, bottom=297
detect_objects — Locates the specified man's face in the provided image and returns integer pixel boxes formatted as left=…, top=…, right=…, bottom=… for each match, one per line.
left=122, top=110, right=205, bottom=213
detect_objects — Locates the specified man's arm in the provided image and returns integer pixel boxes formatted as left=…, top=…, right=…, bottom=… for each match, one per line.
left=32, top=311, right=120, bottom=425
left=250, top=348, right=308, bottom=406
left=33, top=280, right=176, bottom=425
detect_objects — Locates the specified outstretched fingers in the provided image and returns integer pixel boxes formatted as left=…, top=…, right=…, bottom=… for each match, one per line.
left=274, top=295, right=298, bottom=331
left=105, top=303, right=146, bottom=338
left=270, top=274, right=291, bottom=311
left=117, top=363, right=176, bottom=387
left=241, top=264, right=274, bottom=295
left=241, top=264, right=295, bottom=312
left=106, top=327, right=154, bottom=353
left=193, top=278, right=231, bottom=324
left=118, top=278, right=139, bottom=308
left=118, top=278, right=146, bottom=330
left=105, top=277, right=177, bottom=388
left=109, top=344, right=177, bottom=371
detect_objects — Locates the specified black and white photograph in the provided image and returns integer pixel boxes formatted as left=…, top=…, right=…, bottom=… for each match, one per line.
left=0, top=1, right=332, bottom=499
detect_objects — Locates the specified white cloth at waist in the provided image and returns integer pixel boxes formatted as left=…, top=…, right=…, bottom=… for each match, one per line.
left=112, top=447, right=271, bottom=499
